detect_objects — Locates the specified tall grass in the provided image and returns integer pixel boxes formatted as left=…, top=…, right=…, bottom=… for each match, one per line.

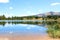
left=47, top=24, right=60, bottom=38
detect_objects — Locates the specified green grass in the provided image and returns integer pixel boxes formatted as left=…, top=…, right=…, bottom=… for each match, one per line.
left=47, top=24, right=60, bottom=38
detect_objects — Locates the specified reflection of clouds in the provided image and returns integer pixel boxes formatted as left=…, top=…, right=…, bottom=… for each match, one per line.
left=39, top=28, right=41, bottom=30
left=19, top=24, right=37, bottom=27
left=29, top=25, right=36, bottom=28
left=1, top=23, right=39, bottom=30
left=27, top=27, right=31, bottom=29
left=38, top=27, right=47, bottom=32
left=19, top=24, right=28, bottom=27
left=19, top=24, right=37, bottom=29
left=27, top=25, right=37, bottom=29
left=4, top=23, right=15, bottom=27
left=0, top=25, right=3, bottom=27
left=2, top=23, right=37, bottom=28
left=4, top=23, right=14, bottom=27
left=9, top=31, right=13, bottom=34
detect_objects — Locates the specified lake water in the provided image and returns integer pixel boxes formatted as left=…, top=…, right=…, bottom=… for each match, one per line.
left=0, top=20, right=54, bottom=40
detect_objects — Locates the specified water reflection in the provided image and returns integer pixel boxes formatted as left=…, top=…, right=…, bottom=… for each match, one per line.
left=0, top=22, right=6, bottom=26
left=0, top=20, right=60, bottom=39
left=0, top=21, right=47, bottom=36
left=0, top=21, right=45, bottom=26
left=0, top=20, right=59, bottom=26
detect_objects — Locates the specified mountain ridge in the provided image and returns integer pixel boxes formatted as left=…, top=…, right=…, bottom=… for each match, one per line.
left=36, top=12, right=60, bottom=17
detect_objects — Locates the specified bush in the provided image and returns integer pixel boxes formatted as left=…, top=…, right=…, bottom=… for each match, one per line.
left=47, top=24, right=60, bottom=38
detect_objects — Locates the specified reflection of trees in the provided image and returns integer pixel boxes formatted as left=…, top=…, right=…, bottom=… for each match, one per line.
left=0, top=22, right=6, bottom=26
left=45, top=21, right=57, bottom=25
left=47, top=21, right=60, bottom=38
left=0, top=21, right=44, bottom=26
left=8, top=21, right=43, bottom=25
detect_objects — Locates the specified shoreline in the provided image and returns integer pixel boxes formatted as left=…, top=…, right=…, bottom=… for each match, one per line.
left=0, top=34, right=60, bottom=40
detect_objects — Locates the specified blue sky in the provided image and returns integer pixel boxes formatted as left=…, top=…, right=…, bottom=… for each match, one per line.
left=0, top=0, right=60, bottom=17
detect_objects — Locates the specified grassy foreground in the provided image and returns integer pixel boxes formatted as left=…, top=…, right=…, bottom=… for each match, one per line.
left=47, top=23, right=60, bottom=38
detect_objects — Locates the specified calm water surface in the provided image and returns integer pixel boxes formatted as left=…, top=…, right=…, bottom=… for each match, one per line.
left=0, top=20, right=47, bottom=40
left=0, top=20, right=59, bottom=40
left=0, top=23, right=47, bottom=35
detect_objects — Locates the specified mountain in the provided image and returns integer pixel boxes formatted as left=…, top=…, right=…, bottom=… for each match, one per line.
left=36, top=12, right=60, bottom=17
left=45, top=12, right=60, bottom=16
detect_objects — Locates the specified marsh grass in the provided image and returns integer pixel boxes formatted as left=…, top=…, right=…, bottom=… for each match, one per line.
left=47, top=24, right=60, bottom=38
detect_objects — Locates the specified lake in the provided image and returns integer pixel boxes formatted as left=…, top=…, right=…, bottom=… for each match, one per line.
left=0, top=20, right=59, bottom=40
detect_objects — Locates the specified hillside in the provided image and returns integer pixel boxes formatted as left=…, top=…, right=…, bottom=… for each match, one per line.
left=0, top=12, right=60, bottom=20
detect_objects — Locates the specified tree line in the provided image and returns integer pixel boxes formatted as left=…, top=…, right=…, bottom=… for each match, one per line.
left=0, top=15, right=60, bottom=20
left=0, top=15, right=42, bottom=20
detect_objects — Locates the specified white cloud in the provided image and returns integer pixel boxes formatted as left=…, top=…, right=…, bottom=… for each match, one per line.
left=3, top=12, right=14, bottom=17
left=51, top=2, right=60, bottom=6
left=9, top=7, right=13, bottom=10
left=0, top=0, right=9, bottom=3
